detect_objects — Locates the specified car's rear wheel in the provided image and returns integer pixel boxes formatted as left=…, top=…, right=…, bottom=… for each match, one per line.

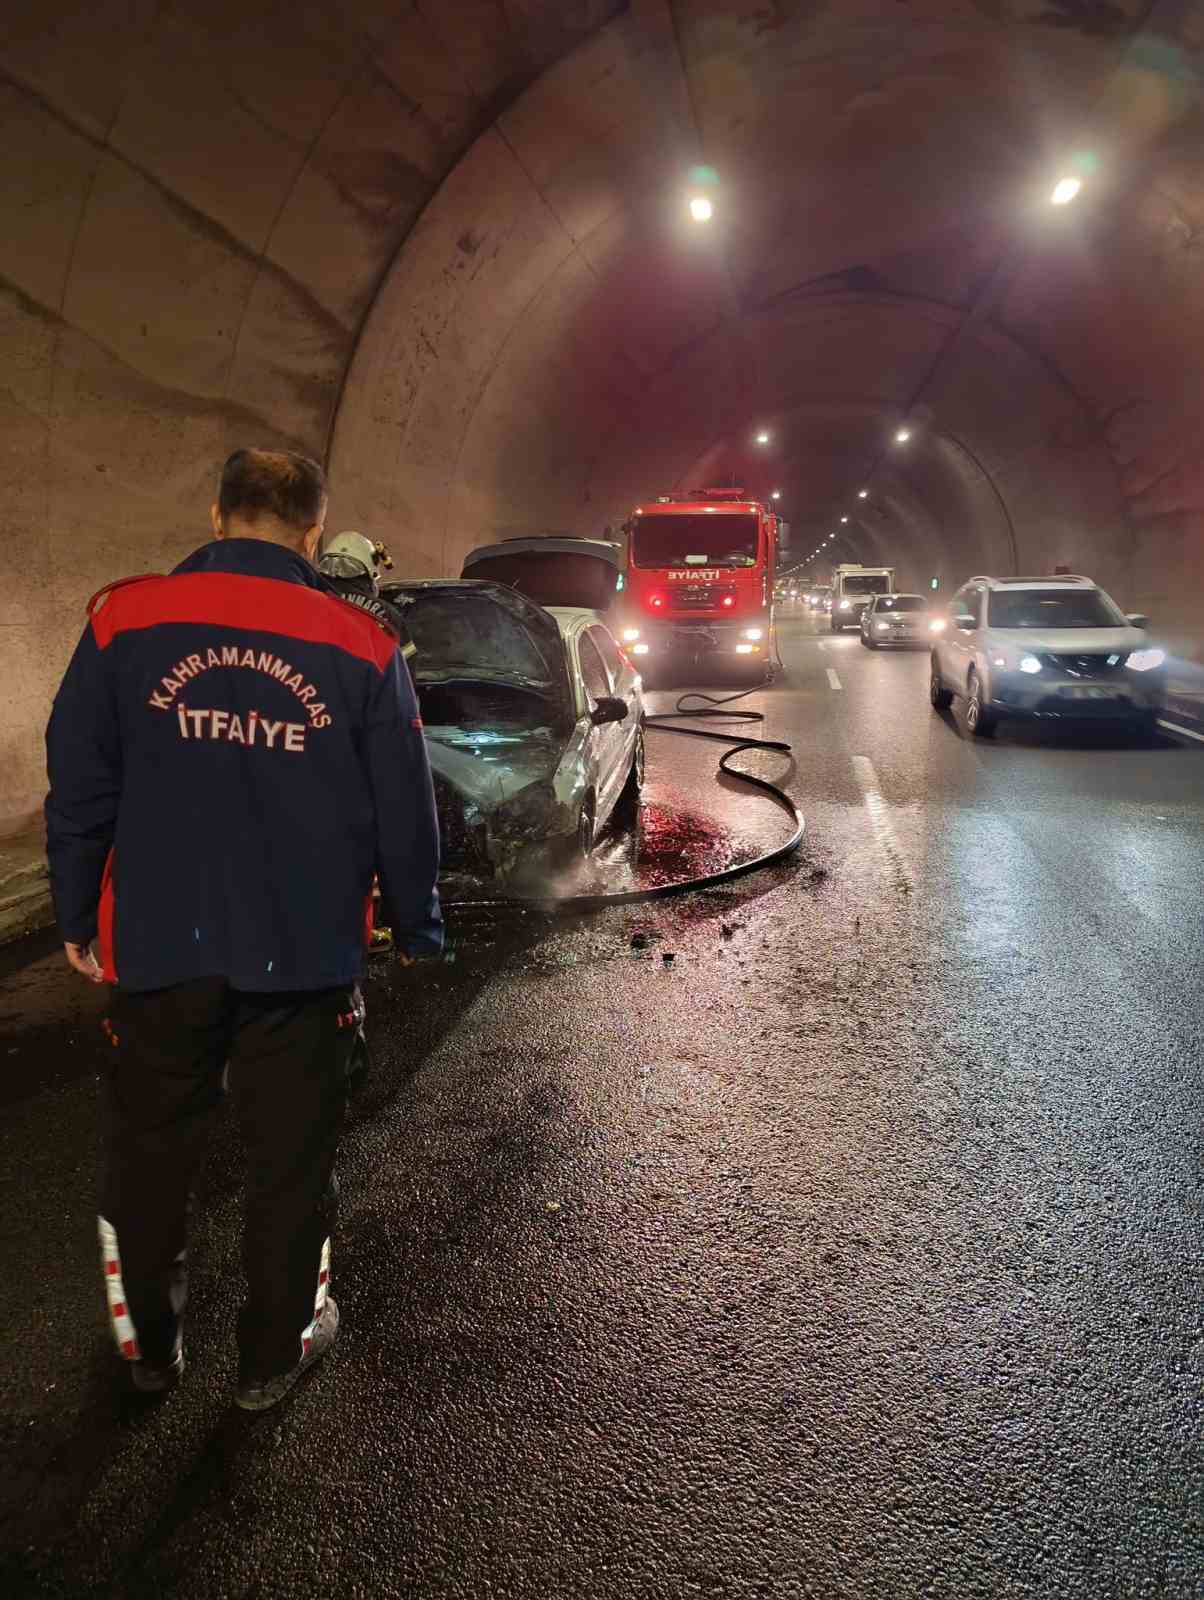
left=965, top=669, right=996, bottom=737
left=930, top=660, right=953, bottom=710
left=614, top=726, right=645, bottom=826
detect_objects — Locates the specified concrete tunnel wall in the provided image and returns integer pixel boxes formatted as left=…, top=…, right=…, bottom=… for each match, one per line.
left=2, top=0, right=1203, bottom=834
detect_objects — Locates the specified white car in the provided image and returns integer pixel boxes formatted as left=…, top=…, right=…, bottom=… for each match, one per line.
left=383, top=580, right=645, bottom=875
left=929, top=574, right=1165, bottom=737
left=859, top=593, right=935, bottom=648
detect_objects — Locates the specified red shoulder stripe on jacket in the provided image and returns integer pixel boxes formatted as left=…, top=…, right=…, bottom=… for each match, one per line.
left=88, top=574, right=164, bottom=615
left=90, top=572, right=397, bottom=670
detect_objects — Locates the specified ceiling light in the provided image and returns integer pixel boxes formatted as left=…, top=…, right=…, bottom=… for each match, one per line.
left=755, top=430, right=770, bottom=445
left=771, top=491, right=781, bottom=500
left=840, top=516, right=849, bottom=524
left=858, top=489, right=868, bottom=499
left=1050, top=177, right=1081, bottom=207
left=689, top=195, right=714, bottom=222
left=895, top=428, right=911, bottom=444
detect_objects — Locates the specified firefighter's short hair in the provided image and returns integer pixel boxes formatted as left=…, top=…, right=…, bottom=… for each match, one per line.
left=218, top=448, right=327, bottom=534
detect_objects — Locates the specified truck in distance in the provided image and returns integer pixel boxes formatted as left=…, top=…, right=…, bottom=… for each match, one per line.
left=830, top=564, right=895, bottom=631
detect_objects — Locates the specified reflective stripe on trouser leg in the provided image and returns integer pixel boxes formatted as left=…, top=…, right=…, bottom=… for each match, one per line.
left=299, top=1237, right=331, bottom=1360
left=98, top=1214, right=141, bottom=1361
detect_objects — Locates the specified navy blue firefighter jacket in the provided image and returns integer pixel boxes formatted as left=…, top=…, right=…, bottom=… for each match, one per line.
left=45, top=538, right=443, bottom=991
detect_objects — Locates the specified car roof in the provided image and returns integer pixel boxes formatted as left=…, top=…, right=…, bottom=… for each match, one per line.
left=544, top=605, right=611, bottom=635
left=876, top=591, right=926, bottom=599
left=964, top=575, right=1097, bottom=590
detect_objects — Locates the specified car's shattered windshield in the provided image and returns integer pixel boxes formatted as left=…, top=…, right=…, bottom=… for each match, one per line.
left=389, top=590, right=559, bottom=690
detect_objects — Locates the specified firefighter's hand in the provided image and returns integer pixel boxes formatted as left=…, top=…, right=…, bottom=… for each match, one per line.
left=65, top=941, right=105, bottom=985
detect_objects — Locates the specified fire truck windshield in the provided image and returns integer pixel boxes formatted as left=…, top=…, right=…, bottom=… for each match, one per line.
left=631, top=513, right=759, bottom=569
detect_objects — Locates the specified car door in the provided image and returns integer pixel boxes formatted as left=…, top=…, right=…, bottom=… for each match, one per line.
left=576, top=627, right=626, bottom=819
left=591, top=623, right=641, bottom=807
left=945, top=585, right=980, bottom=687
left=580, top=625, right=632, bottom=821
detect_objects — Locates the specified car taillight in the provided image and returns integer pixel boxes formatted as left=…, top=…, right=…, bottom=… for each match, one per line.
left=646, top=592, right=666, bottom=612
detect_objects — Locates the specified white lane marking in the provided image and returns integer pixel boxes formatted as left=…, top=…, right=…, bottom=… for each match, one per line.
left=826, top=668, right=842, bottom=691
left=1158, top=718, right=1204, bottom=745
left=851, top=755, right=912, bottom=893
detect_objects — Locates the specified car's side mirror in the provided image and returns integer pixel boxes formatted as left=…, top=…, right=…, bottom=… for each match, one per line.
left=590, top=696, right=628, bottom=726
left=1126, top=613, right=1149, bottom=629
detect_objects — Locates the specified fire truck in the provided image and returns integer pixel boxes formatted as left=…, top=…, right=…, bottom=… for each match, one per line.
left=620, top=488, right=782, bottom=676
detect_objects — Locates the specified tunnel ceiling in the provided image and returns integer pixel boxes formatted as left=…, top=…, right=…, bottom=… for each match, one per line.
left=1, top=0, right=1202, bottom=826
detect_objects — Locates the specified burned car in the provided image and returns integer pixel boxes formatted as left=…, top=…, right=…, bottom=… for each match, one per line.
left=382, top=580, right=645, bottom=881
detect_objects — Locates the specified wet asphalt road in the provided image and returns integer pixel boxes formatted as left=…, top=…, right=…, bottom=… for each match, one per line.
left=2, top=615, right=1202, bottom=1598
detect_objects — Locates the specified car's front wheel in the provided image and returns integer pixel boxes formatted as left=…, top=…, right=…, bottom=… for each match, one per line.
left=575, top=794, right=597, bottom=858
left=614, top=726, right=645, bottom=826
left=965, top=669, right=997, bottom=737
left=930, top=660, right=953, bottom=710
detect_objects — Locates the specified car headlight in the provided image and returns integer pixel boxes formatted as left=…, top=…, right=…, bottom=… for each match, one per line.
left=1126, top=647, right=1165, bottom=672
left=875, top=621, right=889, bottom=631
left=988, top=652, right=1041, bottom=673
left=744, top=627, right=763, bottom=641
left=621, top=627, right=640, bottom=643
left=839, top=600, right=852, bottom=610
left=735, top=643, right=755, bottom=654
left=929, top=618, right=946, bottom=634
left=631, top=642, right=650, bottom=656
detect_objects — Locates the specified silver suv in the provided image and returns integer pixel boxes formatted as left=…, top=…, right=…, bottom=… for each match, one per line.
left=929, top=575, right=1165, bottom=737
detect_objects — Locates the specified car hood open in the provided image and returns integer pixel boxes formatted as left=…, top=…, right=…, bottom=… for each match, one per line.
left=382, top=579, right=573, bottom=712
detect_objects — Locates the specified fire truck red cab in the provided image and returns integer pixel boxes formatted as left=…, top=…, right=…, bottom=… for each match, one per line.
left=620, top=489, right=780, bottom=676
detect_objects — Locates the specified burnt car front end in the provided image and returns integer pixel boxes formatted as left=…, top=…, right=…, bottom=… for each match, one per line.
left=383, top=581, right=581, bottom=885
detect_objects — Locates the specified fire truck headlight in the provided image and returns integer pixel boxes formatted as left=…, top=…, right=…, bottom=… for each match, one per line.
left=621, top=627, right=641, bottom=642
left=744, top=628, right=763, bottom=641
left=631, top=643, right=650, bottom=656
left=721, top=595, right=735, bottom=608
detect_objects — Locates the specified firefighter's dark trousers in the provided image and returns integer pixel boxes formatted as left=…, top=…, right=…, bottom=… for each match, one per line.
left=99, top=979, right=358, bottom=1381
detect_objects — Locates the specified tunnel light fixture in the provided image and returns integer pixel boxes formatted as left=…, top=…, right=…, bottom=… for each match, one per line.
left=688, top=195, right=714, bottom=223
left=771, top=490, right=781, bottom=500
left=1050, top=177, right=1081, bottom=207
left=895, top=427, right=912, bottom=444
left=858, top=489, right=868, bottom=499
left=840, top=516, right=849, bottom=524
left=754, top=430, right=771, bottom=445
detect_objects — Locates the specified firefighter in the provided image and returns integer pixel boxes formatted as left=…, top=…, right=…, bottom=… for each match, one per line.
left=45, top=448, right=442, bottom=1408
left=317, top=530, right=413, bottom=660
left=318, top=530, right=416, bottom=963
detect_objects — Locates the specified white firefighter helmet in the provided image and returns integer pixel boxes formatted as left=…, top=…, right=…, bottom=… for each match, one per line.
left=319, top=530, right=388, bottom=591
